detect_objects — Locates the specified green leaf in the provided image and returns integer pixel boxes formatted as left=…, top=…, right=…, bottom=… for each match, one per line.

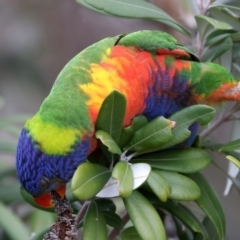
left=0, top=141, right=17, bottom=153
left=195, top=15, right=232, bottom=30
left=83, top=0, right=190, bottom=37
left=216, top=45, right=232, bottom=72
left=188, top=173, right=226, bottom=240
left=174, top=217, right=194, bottom=240
left=205, top=30, right=233, bottom=46
left=0, top=200, right=30, bottom=240
left=96, top=90, right=126, bottom=144
left=119, top=115, right=148, bottom=148
left=202, top=37, right=233, bottom=62
left=200, top=217, right=219, bottom=240
left=195, top=15, right=214, bottom=42
left=120, top=226, right=142, bottom=240
left=0, top=167, right=16, bottom=179
left=146, top=170, right=171, bottom=202
left=142, top=192, right=207, bottom=239
left=158, top=105, right=215, bottom=150
left=124, top=116, right=173, bottom=154
left=155, top=170, right=201, bottom=201
left=112, top=161, right=133, bottom=198
left=96, top=130, right=122, bottom=155
left=210, top=3, right=240, bottom=12
left=95, top=198, right=116, bottom=212
left=209, top=7, right=240, bottom=31
left=76, top=0, right=112, bottom=16
left=123, top=190, right=166, bottom=240
left=102, top=210, right=123, bottom=228
left=71, top=162, right=111, bottom=200
left=225, top=155, right=240, bottom=168
left=30, top=209, right=56, bottom=232
left=96, top=163, right=151, bottom=198
left=161, top=201, right=208, bottom=239
left=0, top=182, right=23, bottom=203
left=83, top=201, right=108, bottom=240
left=131, top=148, right=211, bottom=173
left=219, top=138, right=240, bottom=152
left=30, top=228, right=49, bottom=240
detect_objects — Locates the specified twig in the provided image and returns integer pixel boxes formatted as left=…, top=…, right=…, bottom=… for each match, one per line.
left=108, top=211, right=130, bottom=240
left=200, top=103, right=240, bottom=139
left=43, top=191, right=77, bottom=240
left=75, top=201, right=89, bottom=224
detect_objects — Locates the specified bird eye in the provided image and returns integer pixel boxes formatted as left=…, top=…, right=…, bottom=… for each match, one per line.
left=40, top=176, right=50, bottom=190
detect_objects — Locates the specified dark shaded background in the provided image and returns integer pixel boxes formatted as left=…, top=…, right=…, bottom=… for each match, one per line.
left=1, top=0, right=240, bottom=239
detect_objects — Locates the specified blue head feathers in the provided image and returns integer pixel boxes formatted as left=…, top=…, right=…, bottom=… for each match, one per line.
left=16, top=128, right=90, bottom=196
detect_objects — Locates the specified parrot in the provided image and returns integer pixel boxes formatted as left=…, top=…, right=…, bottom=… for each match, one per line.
left=16, top=30, right=240, bottom=208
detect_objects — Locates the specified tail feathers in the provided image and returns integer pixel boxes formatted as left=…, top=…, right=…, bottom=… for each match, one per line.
left=191, top=62, right=240, bottom=103
left=205, top=82, right=240, bottom=102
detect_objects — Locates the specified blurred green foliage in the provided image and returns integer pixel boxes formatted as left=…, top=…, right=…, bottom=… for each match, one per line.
left=2, top=0, right=240, bottom=239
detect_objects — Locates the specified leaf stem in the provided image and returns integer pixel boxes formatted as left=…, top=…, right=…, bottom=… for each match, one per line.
left=200, top=103, right=240, bottom=139
left=108, top=211, right=129, bottom=240
left=75, top=201, right=89, bottom=224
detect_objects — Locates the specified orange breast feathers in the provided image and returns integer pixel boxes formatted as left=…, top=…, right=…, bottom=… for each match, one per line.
left=79, top=45, right=157, bottom=126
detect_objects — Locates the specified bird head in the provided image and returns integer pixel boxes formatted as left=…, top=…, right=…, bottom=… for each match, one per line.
left=33, top=180, right=66, bottom=208
left=16, top=127, right=90, bottom=208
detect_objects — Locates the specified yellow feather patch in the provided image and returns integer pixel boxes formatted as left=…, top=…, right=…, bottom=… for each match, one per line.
left=79, top=58, right=128, bottom=115
left=26, top=114, right=81, bottom=155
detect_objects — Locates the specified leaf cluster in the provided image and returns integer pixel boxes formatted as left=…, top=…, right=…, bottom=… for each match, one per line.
left=2, top=0, right=240, bottom=239
left=18, top=90, right=230, bottom=239
left=61, top=91, right=223, bottom=240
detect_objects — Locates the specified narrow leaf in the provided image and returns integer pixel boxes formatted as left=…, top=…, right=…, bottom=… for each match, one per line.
left=83, top=201, right=108, bottom=240
left=119, top=115, right=148, bottom=148
left=219, top=138, right=240, bottom=152
left=71, top=162, right=111, bottom=200
left=84, top=0, right=190, bottom=36
left=112, top=161, right=133, bottom=198
left=0, top=141, right=17, bottom=153
left=102, top=210, right=122, bottom=228
left=124, top=116, right=173, bottom=154
left=120, top=226, right=142, bottom=240
left=160, top=201, right=208, bottom=239
left=195, top=15, right=232, bottom=30
left=209, top=8, right=240, bottom=31
left=144, top=192, right=207, bottom=239
left=188, top=173, right=226, bottom=239
left=30, top=209, right=56, bottom=232
left=30, top=228, right=49, bottom=240
left=96, top=130, right=122, bottom=155
left=226, top=155, right=240, bottom=168
left=123, top=190, right=167, bottom=240
left=95, top=198, right=116, bottom=212
left=158, top=105, right=215, bottom=150
left=174, top=217, right=194, bottom=240
left=210, top=3, right=240, bottom=12
left=155, top=170, right=201, bottom=201
left=200, top=217, right=219, bottom=240
left=146, top=170, right=171, bottom=202
left=96, top=90, right=126, bottom=144
left=205, top=30, right=233, bottom=46
left=0, top=200, right=30, bottom=240
left=96, top=163, right=151, bottom=198
left=202, top=37, right=233, bottom=62
left=131, top=148, right=211, bottom=173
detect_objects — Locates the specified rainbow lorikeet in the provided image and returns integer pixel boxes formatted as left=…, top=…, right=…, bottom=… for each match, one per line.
left=16, top=30, right=240, bottom=208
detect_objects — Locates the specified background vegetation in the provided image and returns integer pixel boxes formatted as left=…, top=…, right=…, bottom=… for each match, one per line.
left=1, top=0, right=240, bottom=239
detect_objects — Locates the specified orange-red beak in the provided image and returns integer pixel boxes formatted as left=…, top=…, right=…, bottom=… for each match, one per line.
left=33, top=184, right=66, bottom=208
